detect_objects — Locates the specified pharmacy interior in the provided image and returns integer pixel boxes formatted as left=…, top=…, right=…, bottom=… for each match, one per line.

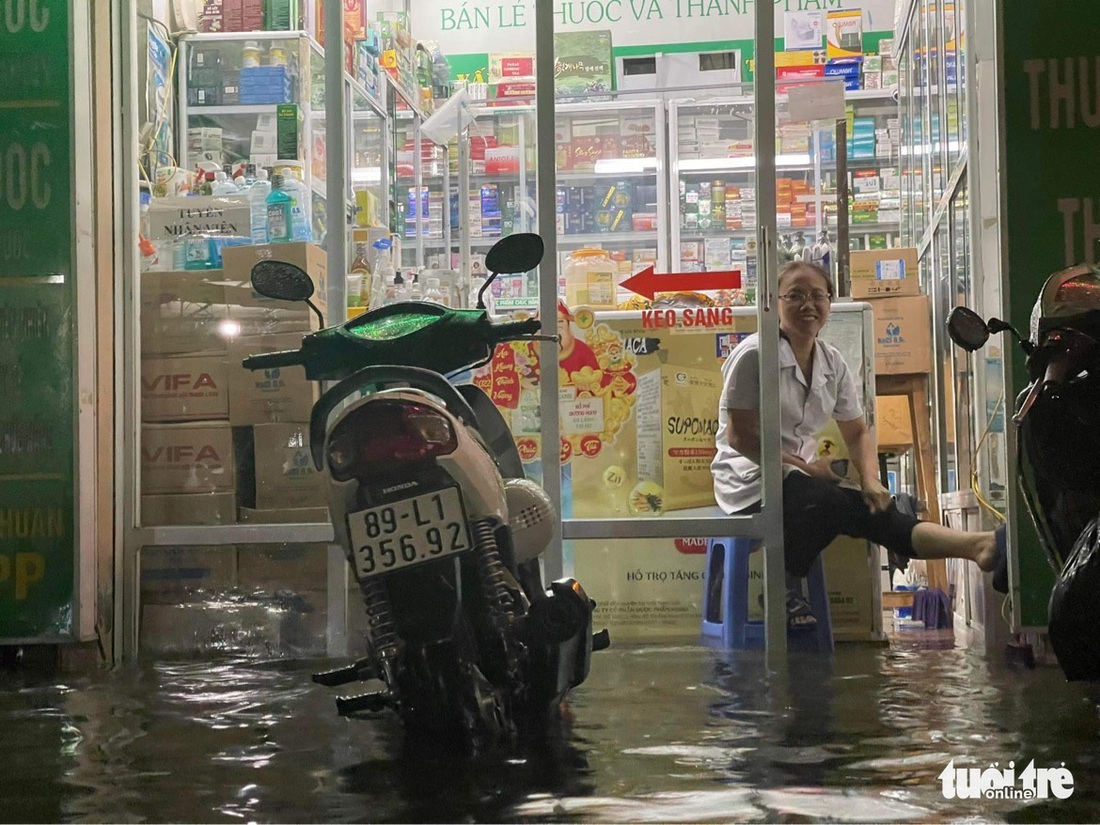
left=120, top=0, right=999, bottom=659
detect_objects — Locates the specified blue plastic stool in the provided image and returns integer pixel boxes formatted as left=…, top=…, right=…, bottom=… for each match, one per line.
left=701, top=537, right=834, bottom=652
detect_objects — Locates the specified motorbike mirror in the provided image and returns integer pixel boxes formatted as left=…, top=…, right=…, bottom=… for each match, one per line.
left=946, top=306, right=991, bottom=352
left=478, top=233, right=545, bottom=309
left=251, top=260, right=325, bottom=327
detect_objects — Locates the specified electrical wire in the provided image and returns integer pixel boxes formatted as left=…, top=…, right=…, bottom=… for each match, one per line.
left=971, top=386, right=1007, bottom=523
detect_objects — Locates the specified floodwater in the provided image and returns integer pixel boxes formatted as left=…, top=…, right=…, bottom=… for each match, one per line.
left=3, top=636, right=1100, bottom=823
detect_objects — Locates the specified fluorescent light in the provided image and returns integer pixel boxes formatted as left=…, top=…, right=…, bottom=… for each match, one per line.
left=352, top=167, right=383, bottom=183
left=679, top=153, right=811, bottom=171
left=593, top=157, right=658, bottom=175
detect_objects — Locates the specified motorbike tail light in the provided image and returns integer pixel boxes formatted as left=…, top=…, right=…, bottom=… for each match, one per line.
left=326, top=400, right=458, bottom=480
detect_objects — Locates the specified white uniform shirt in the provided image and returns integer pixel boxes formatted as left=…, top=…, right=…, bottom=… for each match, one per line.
left=711, top=332, right=864, bottom=514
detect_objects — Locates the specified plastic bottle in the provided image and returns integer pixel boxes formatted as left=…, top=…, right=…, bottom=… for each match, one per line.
left=423, top=277, right=447, bottom=306
left=249, top=168, right=272, bottom=244
left=243, top=163, right=257, bottom=189
left=286, top=170, right=313, bottom=242
left=212, top=171, right=238, bottom=196
left=266, top=173, right=293, bottom=243
left=242, top=41, right=261, bottom=68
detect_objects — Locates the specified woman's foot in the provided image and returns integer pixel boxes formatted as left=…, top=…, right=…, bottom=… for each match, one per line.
left=974, top=531, right=1000, bottom=572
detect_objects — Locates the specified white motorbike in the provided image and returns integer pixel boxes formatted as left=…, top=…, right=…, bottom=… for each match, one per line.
left=243, top=234, right=609, bottom=748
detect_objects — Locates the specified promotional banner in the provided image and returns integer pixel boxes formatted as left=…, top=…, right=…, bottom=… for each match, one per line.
left=0, top=0, right=76, bottom=638
left=423, top=0, right=896, bottom=51
left=1002, top=1, right=1099, bottom=626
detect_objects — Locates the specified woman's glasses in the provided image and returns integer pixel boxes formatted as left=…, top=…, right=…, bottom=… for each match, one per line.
left=778, top=289, right=832, bottom=305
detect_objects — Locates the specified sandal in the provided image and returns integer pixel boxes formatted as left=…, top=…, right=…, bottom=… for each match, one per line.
left=787, top=590, right=818, bottom=632
left=992, top=524, right=1008, bottom=594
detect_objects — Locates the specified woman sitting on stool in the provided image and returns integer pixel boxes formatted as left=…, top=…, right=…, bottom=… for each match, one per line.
left=711, top=260, right=1001, bottom=629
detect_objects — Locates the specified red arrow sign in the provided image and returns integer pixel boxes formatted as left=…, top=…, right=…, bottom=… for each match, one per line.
left=620, top=266, right=742, bottom=300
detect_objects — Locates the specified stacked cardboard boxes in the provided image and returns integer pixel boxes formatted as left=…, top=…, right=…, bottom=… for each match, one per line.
left=140, top=242, right=329, bottom=526
left=848, top=247, right=931, bottom=377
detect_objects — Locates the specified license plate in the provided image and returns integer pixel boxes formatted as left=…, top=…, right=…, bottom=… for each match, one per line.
left=348, top=487, right=473, bottom=579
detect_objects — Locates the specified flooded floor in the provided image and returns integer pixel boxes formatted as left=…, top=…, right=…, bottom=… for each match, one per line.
left=3, top=636, right=1099, bottom=823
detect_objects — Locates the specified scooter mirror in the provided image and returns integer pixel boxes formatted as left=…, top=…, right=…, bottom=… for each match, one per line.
left=478, top=233, right=545, bottom=309
left=947, top=306, right=991, bottom=351
left=485, top=233, right=544, bottom=279
left=251, top=260, right=316, bottom=302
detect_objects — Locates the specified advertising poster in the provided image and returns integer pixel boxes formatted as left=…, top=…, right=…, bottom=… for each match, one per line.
left=785, top=11, right=824, bottom=52
left=553, top=30, right=613, bottom=99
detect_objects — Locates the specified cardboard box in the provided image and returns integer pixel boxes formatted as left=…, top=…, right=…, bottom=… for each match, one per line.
left=140, top=546, right=238, bottom=602
left=141, top=354, right=230, bottom=422
left=872, top=296, right=932, bottom=375
left=635, top=365, right=721, bottom=512
left=227, top=333, right=317, bottom=425
left=850, top=247, right=920, bottom=298
left=142, top=492, right=238, bottom=525
left=221, top=242, right=329, bottom=318
left=238, top=506, right=329, bottom=523
left=141, top=422, right=235, bottom=494
left=141, top=272, right=231, bottom=355
left=238, top=423, right=327, bottom=510
left=875, top=394, right=914, bottom=448
left=238, top=543, right=329, bottom=593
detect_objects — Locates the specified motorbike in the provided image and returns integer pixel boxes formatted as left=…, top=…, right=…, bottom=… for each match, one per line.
left=243, top=233, right=610, bottom=744
left=948, top=263, right=1100, bottom=680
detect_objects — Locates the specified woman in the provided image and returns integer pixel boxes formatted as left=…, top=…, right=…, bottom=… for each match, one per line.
left=711, top=261, right=1000, bottom=628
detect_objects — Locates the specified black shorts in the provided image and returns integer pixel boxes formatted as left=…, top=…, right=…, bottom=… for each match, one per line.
left=736, top=471, right=920, bottom=578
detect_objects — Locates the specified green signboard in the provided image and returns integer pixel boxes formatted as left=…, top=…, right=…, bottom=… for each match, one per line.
left=1002, top=1, right=1100, bottom=626
left=0, top=0, right=76, bottom=638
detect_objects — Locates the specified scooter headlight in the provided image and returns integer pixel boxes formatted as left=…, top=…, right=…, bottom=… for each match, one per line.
left=326, top=400, right=458, bottom=481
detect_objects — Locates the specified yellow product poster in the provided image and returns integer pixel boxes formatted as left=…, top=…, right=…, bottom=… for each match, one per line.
left=826, top=9, right=863, bottom=60
left=572, top=537, right=707, bottom=641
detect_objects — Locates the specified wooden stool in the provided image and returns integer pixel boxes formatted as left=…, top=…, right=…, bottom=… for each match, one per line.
left=875, top=372, right=948, bottom=593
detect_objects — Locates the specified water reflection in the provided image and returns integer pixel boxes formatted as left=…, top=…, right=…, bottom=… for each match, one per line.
left=2, top=641, right=1099, bottom=823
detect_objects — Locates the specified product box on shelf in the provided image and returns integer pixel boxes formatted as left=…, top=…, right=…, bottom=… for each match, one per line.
left=871, top=295, right=931, bottom=375
left=236, top=423, right=327, bottom=510
left=142, top=492, right=238, bottom=525
left=850, top=247, right=920, bottom=298
left=141, top=422, right=236, bottom=495
left=226, top=332, right=317, bottom=426
left=140, top=272, right=230, bottom=355
left=635, top=365, right=721, bottom=512
left=221, top=242, right=328, bottom=317
left=142, top=354, right=231, bottom=422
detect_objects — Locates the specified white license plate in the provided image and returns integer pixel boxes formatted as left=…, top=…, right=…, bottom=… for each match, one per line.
left=348, top=487, right=473, bottom=579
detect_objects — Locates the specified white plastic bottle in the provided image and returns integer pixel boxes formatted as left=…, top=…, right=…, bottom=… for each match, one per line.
left=212, top=171, right=239, bottom=195
left=424, top=277, right=448, bottom=306
left=249, top=168, right=272, bottom=244
left=287, top=170, right=313, bottom=242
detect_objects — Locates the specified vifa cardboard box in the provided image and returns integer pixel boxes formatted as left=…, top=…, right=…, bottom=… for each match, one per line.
left=872, top=295, right=932, bottom=375
left=238, top=543, right=328, bottom=593
left=140, top=545, right=238, bottom=603
left=849, top=247, right=920, bottom=299
left=240, top=423, right=327, bottom=510
left=142, top=492, right=238, bottom=525
left=227, top=333, right=317, bottom=425
left=221, top=242, right=329, bottom=318
left=141, top=422, right=235, bottom=495
left=141, top=353, right=230, bottom=422
left=635, top=365, right=722, bottom=512
left=140, top=272, right=230, bottom=355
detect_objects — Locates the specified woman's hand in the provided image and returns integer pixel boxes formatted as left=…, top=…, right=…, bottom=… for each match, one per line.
left=861, top=478, right=893, bottom=513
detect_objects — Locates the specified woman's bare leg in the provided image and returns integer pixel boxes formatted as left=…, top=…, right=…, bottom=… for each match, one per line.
left=911, top=521, right=999, bottom=571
